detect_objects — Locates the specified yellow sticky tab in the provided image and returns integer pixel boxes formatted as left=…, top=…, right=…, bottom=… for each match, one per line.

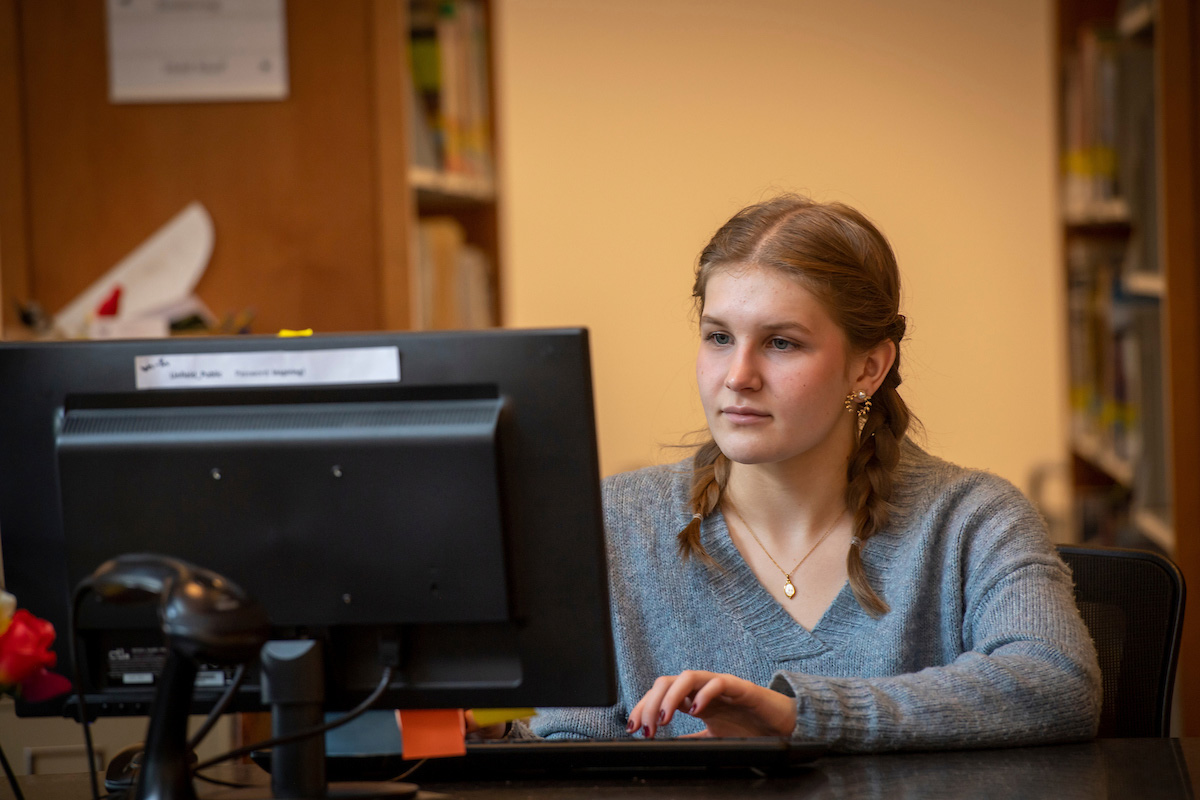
left=277, top=328, right=313, bottom=337
left=469, top=708, right=537, bottom=728
left=396, top=709, right=466, bottom=759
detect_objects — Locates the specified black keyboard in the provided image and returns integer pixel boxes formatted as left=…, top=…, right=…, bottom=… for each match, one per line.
left=252, top=737, right=826, bottom=783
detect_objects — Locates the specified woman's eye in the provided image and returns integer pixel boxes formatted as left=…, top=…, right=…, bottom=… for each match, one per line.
left=707, top=332, right=732, bottom=346
left=769, top=338, right=795, bottom=351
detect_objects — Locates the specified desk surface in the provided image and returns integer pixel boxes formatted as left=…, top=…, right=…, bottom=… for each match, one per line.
left=12, top=738, right=1199, bottom=800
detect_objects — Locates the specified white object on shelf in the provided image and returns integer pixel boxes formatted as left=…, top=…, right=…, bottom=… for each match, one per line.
left=1123, top=271, right=1166, bottom=297
left=410, top=167, right=495, bottom=202
left=1063, top=197, right=1131, bottom=226
left=1118, top=1, right=1155, bottom=38
left=1133, top=507, right=1174, bottom=553
left=1072, top=429, right=1135, bottom=487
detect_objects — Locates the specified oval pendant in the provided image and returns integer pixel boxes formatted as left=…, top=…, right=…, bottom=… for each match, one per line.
left=784, top=580, right=796, bottom=599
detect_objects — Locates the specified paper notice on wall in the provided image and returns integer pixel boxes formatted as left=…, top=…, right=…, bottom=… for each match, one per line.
left=106, top=0, right=289, bottom=103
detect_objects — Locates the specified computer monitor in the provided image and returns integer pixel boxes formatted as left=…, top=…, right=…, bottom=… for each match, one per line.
left=0, top=329, right=616, bottom=733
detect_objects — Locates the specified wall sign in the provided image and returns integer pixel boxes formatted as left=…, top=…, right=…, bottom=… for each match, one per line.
left=106, top=0, right=289, bottom=103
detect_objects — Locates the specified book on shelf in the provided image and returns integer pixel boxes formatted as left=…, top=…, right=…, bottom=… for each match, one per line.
left=410, top=0, right=443, bottom=169
left=1115, top=29, right=1158, bottom=281
left=1066, top=235, right=1169, bottom=515
left=408, top=69, right=439, bottom=171
left=408, top=0, right=493, bottom=182
left=1066, top=238, right=1144, bottom=469
left=411, top=216, right=496, bottom=331
left=1060, top=18, right=1160, bottom=282
left=1062, top=24, right=1121, bottom=220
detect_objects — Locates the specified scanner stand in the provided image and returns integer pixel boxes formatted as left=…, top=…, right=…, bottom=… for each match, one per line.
left=134, top=639, right=416, bottom=800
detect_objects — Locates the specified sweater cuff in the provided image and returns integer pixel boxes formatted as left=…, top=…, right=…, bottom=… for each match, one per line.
left=768, top=672, right=806, bottom=739
left=769, top=670, right=885, bottom=748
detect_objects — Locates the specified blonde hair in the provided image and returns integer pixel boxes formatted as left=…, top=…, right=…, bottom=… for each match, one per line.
left=678, top=195, right=911, bottom=617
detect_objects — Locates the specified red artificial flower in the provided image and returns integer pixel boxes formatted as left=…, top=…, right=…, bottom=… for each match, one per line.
left=0, top=609, right=71, bottom=701
left=18, top=666, right=74, bottom=702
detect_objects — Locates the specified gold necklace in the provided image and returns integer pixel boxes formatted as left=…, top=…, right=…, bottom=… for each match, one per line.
left=727, top=505, right=846, bottom=599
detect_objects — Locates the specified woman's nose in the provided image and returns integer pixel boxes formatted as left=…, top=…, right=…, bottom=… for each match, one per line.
left=724, top=347, right=761, bottom=392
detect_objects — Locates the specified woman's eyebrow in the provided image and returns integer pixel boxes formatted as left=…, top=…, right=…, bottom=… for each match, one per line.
left=761, top=321, right=813, bottom=335
left=700, top=315, right=812, bottom=335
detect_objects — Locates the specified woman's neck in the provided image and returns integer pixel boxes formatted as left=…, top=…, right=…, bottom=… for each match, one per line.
left=724, top=448, right=851, bottom=549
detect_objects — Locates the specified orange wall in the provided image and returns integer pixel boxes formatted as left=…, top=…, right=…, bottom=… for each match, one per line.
left=494, top=0, right=1064, bottom=497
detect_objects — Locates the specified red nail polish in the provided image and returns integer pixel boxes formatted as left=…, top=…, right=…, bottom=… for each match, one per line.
left=658, top=710, right=666, bottom=724
left=642, top=726, right=651, bottom=738
left=626, top=718, right=637, bottom=733
left=688, top=704, right=698, bottom=715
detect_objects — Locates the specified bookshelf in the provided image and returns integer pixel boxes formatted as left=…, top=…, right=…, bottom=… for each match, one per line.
left=1056, top=0, right=1200, bottom=733
left=0, top=0, right=501, bottom=340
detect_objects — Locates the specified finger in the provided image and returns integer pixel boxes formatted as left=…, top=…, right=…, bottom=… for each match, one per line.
left=688, top=672, right=741, bottom=717
left=626, top=679, right=660, bottom=733
left=658, top=690, right=696, bottom=729
left=627, top=696, right=647, bottom=734
left=633, top=675, right=679, bottom=738
left=660, top=670, right=715, bottom=726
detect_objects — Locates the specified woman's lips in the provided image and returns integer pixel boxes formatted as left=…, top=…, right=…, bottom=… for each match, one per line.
left=722, top=406, right=770, bottom=424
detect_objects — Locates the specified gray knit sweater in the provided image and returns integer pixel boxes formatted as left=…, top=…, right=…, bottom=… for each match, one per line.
left=522, top=442, right=1102, bottom=751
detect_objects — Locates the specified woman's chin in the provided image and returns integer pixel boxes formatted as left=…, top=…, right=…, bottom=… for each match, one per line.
left=712, top=442, right=780, bottom=466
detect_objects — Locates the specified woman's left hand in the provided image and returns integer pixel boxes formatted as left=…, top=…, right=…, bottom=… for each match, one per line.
left=626, top=670, right=797, bottom=739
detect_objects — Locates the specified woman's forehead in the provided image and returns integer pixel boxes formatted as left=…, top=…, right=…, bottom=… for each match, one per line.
left=704, top=263, right=822, bottom=306
left=702, top=266, right=839, bottom=331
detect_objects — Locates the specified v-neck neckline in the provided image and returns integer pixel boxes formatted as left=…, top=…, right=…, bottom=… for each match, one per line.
left=701, top=509, right=864, bottom=661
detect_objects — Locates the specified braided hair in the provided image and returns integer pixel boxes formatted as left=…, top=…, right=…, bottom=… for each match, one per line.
left=677, top=195, right=912, bottom=616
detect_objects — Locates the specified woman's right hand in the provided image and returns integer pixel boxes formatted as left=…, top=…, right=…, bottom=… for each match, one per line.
left=626, top=670, right=797, bottom=739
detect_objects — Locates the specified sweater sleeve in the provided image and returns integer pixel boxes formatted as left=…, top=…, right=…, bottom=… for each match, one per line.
left=510, top=467, right=677, bottom=742
left=769, top=480, right=1102, bottom=752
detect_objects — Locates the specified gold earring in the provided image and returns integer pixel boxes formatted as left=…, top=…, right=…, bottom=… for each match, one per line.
left=845, top=391, right=871, bottom=433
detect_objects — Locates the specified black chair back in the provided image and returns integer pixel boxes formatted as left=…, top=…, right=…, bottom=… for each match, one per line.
left=1058, top=545, right=1186, bottom=737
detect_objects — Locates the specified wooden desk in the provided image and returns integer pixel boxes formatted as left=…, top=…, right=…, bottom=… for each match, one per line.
left=10, top=739, right=1198, bottom=799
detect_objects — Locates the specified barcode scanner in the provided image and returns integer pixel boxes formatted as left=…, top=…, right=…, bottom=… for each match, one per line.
left=83, top=554, right=269, bottom=663
left=79, top=554, right=270, bottom=800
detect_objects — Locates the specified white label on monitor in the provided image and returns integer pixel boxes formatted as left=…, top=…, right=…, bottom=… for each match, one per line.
left=195, top=671, right=226, bottom=688
left=122, top=673, right=155, bottom=685
left=134, top=347, right=401, bottom=390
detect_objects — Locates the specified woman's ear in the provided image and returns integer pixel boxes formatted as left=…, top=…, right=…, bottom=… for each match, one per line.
left=850, top=339, right=897, bottom=397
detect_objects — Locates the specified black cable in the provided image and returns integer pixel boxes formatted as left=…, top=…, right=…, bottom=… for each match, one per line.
left=193, top=665, right=395, bottom=772
left=187, top=663, right=247, bottom=751
left=390, top=758, right=427, bottom=782
left=193, top=771, right=257, bottom=789
left=68, top=587, right=102, bottom=800
left=0, top=741, right=26, bottom=800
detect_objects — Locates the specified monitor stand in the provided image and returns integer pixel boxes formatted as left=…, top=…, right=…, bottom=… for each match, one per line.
left=256, top=640, right=417, bottom=799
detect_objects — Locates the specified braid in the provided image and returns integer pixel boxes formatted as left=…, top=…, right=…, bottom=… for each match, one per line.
left=845, top=361, right=911, bottom=616
left=677, top=440, right=729, bottom=565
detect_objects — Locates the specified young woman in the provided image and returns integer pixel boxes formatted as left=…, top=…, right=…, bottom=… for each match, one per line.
left=516, top=194, right=1100, bottom=751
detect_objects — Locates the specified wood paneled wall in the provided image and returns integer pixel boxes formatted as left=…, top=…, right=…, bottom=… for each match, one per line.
left=1, top=0, right=413, bottom=337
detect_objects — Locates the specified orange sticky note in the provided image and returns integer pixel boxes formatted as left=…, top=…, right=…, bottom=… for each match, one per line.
left=395, top=709, right=466, bottom=759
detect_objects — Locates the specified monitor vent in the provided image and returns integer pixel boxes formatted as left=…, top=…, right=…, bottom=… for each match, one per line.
left=62, top=401, right=500, bottom=435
